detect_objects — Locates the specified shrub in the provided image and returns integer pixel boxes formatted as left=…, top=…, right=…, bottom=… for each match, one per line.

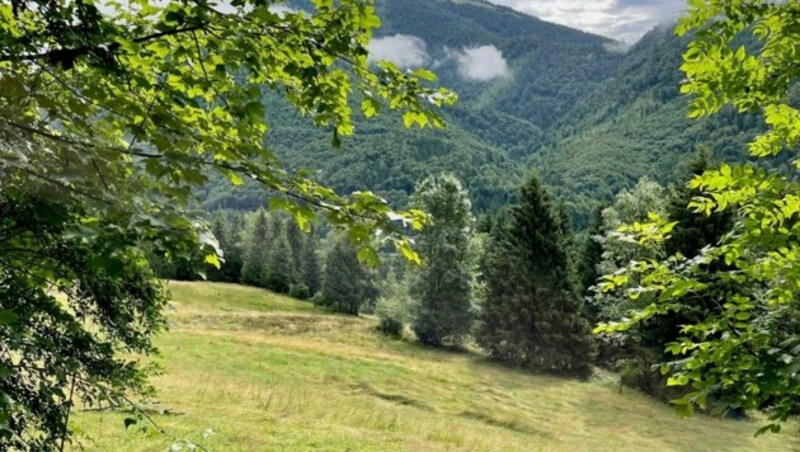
left=289, top=283, right=310, bottom=300
left=376, top=275, right=415, bottom=337
left=376, top=297, right=408, bottom=337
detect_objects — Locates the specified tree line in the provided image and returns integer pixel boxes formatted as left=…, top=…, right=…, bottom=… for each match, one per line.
left=177, top=152, right=726, bottom=388
left=371, top=158, right=728, bottom=384
left=153, top=209, right=385, bottom=316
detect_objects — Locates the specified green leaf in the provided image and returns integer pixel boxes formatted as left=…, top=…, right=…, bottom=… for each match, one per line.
left=395, top=239, right=421, bottom=265
left=734, top=311, right=750, bottom=321
left=0, top=310, right=18, bottom=326
left=412, top=68, right=437, bottom=82
left=204, top=253, right=222, bottom=270
left=356, top=246, right=379, bottom=266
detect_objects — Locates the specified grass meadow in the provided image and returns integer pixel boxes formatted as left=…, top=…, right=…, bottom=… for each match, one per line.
left=72, top=281, right=800, bottom=451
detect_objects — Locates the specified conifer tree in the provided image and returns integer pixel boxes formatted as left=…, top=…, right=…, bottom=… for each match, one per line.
left=409, top=174, right=475, bottom=346
left=665, top=148, right=732, bottom=258
left=263, top=214, right=292, bottom=293
left=301, top=233, right=322, bottom=297
left=578, top=204, right=606, bottom=299
left=241, top=210, right=270, bottom=287
left=205, top=213, right=244, bottom=283
left=318, top=234, right=378, bottom=315
left=220, top=212, right=244, bottom=283
left=286, top=219, right=305, bottom=282
left=477, top=175, right=594, bottom=378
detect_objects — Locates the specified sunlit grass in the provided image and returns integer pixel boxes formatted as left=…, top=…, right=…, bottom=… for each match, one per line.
left=72, top=281, right=799, bottom=451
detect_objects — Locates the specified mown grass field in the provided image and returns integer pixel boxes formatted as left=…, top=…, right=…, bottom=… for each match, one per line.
left=72, top=281, right=799, bottom=451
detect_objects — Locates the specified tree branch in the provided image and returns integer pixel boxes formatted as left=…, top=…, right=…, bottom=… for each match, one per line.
left=0, top=23, right=209, bottom=64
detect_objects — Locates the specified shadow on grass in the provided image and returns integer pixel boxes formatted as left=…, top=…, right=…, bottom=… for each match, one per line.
left=350, top=382, right=434, bottom=412
left=459, top=409, right=554, bottom=438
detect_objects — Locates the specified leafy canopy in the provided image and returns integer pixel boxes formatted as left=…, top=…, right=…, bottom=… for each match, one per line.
left=0, top=0, right=454, bottom=447
left=410, top=173, right=475, bottom=347
left=596, top=0, right=800, bottom=434
left=0, top=0, right=456, bottom=268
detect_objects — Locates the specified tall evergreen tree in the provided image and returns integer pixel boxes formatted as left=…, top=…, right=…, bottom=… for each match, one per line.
left=318, top=234, right=378, bottom=315
left=220, top=212, right=244, bottom=283
left=477, top=175, right=594, bottom=378
left=475, top=213, right=494, bottom=234
left=286, top=218, right=305, bottom=282
left=578, top=204, right=606, bottom=299
left=301, top=233, right=322, bottom=297
left=263, top=214, right=292, bottom=293
left=241, top=210, right=270, bottom=287
left=665, top=148, right=733, bottom=258
left=205, top=212, right=244, bottom=283
left=410, top=174, right=475, bottom=347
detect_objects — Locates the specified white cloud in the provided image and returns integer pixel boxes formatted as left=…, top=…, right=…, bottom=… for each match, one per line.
left=487, top=0, right=685, bottom=43
left=268, top=5, right=297, bottom=16
left=602, top=40, right=633, bottom=54
left=450, top=45, right=510, bottom=82
left=368, top=34, right=429, bottom=69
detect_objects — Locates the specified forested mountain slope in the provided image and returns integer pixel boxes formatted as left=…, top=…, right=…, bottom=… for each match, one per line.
left=201, top=0, right=758, bottom=228
left=375, top=0, right=620, bottom=131
left=532, top=27, right=761, bottom=227
left=201, top=0, right=619, bottom=213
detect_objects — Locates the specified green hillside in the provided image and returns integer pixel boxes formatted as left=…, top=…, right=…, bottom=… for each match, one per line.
left=73, top=282, right=799, bottom=451
left=533, top=27, right=761, bottom=227
left=375, top=0, right=619, bottom=130
left=201, top=0, right=620, bottom=215
left=199, top=0, right=760, bottom=227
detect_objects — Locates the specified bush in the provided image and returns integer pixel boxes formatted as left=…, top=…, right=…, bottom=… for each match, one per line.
left=375, top=275, right=415, bottom=338
left=378, top=315, right=404, bottom=337
left=376, top=296, right=407, bottom=337
left=289, top=283, right=310, bottom=300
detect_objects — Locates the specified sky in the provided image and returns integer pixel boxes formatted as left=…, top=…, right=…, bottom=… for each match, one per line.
left=487, top=0, right=687, bottom=43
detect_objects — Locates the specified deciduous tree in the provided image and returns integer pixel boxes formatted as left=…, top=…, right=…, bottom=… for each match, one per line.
left=596, top=0, right=800, bottom=433
left=0, top=1, right=452, bottom=446
left=409, top=174, right=475, bottom=347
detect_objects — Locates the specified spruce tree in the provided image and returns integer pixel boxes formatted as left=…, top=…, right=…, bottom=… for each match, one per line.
left=318, top=233, right=378, bottom=315
left=286, top=218, right=305, bottom=282
left=409, top=174, right=475, bottom=347
left=665, top=148, right=732, bottom=258
left=221, top=212, right=244, bottom=283
left=206, top=213, right=244, bottom=283
left=301, top=233, right=322, bottom=297
left=263, top=214, right=292, bottom=293
left=240, top=210, right=270, bottom=287
left=578, top=204, right=606, bottom=298
left=477, top=175, right=594, bottom=378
